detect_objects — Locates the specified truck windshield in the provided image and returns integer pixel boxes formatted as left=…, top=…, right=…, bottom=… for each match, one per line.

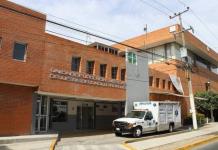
left=126, top=111, right=145, bottom=119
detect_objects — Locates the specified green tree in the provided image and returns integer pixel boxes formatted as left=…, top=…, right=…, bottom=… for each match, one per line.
left=195, top=91, right=218, bottom=122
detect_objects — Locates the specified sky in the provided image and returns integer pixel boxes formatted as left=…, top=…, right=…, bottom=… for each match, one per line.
left=9, top=0, right=218, bottom=52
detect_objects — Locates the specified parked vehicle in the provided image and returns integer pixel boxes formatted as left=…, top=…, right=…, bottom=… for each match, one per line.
left=112, top=101, right=181, bottom=137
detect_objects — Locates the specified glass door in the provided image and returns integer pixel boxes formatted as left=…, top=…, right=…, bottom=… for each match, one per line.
left=35, top=95, right=49, bottom=133
left=76, top=102, right=94, bottom=129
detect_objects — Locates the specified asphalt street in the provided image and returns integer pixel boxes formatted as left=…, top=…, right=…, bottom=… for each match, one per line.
left=192, top=140, right=218, bottom=150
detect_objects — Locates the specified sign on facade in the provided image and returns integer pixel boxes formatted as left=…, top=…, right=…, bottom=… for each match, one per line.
left=49, top=68, right=126, bottom=89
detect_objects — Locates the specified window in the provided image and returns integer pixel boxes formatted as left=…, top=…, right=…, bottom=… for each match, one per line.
left=86, top=60, right=95, bottom=74
left=162, top=80, right=166, bottom=89
left=145, top=111, right=153, bottom=120
left=100, top=64, right=107, bottom=77
left=50, top=100, right=68, bottom=122
left=121, top=69, right=126, bottom=81
left=111, top=67, right=118, bottom=79
left=149, top=76, right=153, bottom=87
left=168, top=81, right=171, bottom=90
left=0, top=37, right=2, bottom=49
left=13, top=42, right=27, bottom=61
left=71, top=57, right=81, bottom=72
left=156, top=78, right=160, bottom=88
left=127, top=52, right=137, bottom=64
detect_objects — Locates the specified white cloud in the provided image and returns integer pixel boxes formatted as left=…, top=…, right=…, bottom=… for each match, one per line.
left=8, top=0, right=218, bottom=52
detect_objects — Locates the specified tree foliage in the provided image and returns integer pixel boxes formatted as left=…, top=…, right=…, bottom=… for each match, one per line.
left=195, top=91, right=218, bottom=113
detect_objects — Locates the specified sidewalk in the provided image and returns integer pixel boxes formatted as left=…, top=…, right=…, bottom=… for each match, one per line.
left=0, top=134, right=58, bottom=150
left=127, top=123, right=218, bottom=150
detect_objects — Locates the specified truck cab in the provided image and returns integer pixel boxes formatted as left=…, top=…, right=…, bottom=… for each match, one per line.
left=113, top=109, right=156, bottom=137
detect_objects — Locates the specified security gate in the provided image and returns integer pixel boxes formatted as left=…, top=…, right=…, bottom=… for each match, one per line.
left=35, top=95, right=49, bottom=133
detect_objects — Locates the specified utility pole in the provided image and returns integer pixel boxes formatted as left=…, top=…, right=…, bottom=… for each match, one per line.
left=170, top=7, right=198, bottom=130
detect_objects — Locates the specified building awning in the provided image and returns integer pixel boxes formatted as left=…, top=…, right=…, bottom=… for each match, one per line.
left=169, top=74, right=184, bottom=94
left=149, top=91, right=189, bottom=98
left=35, top=91, right=125, bottom=102
left=150, top=91, right=208, bottom=101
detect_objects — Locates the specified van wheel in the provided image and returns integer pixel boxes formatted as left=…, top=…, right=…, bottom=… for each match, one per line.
left=133, top=127, right=142, bottom=138
left=115, top=132, right=122, bottom=137
left=169, top=124, right=174, bottom=133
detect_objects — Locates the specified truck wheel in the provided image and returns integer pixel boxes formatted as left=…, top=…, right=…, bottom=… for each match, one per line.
left=115, top=132, right=122, bottom=137
left=169, top=124, right=174, bottom=133
left=133, top=127, right=142, bottom=138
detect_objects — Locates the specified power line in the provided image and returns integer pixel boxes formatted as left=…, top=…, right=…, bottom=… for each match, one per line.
left=177, top=0, right=218, bottom=47
left=139, top=0, right=170, bottom=16
left=0, top=3, right=182, bottom=64
left=47, top=14, right=125, bottom=41
left=46, top=30, right=93, bottom=44
left=151, top=0, right=175, bottom=14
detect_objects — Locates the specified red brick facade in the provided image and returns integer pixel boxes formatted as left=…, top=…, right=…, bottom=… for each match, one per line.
left=0, top=83, right=36, bottom=136
left=0, top=1, right=125, bottom=135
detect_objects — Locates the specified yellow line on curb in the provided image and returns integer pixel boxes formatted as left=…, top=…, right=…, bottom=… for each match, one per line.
left=50, top=138, right=58, bottom=150
left=176, top=135, right=218, bottom=150
left=122, top=143, right=137, bottom=150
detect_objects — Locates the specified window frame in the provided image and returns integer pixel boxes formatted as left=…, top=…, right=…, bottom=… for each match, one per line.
left=12, top=42, right=27, bottom=62
left=168, top=81, right=172, bottom=90
left=71, top=57, right=81, bottom=72
left=121, top=68, right=126, bottom=81
left=100, top=64, right=107, bottom=77
left=111, top=66, right=118, bottom=80
left=156, top=78, right=160, bottom=88
left=149, top=76, right=153, bottom=87
left=0, top=37, right=2, bottom=50
left=127, top=52, right=137, bottom=64
left=86, top=60, right=95, bottom=75
left=162, top=79, right=166, bottom=89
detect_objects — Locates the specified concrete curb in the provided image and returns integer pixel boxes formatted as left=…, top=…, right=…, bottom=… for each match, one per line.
left=176, top=134, right=218, bottom=150
left=0, top=134, right=58, bottom=144
left=121, top=130, right=189, bottom=150
left=123, top=129, right=189, bottom=144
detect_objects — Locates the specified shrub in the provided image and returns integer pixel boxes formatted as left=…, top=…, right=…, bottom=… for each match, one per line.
left=184, top=113, right=206, bottom=125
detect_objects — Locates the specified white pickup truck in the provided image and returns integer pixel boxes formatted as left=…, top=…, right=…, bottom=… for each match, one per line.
left=112, top=101, right=181, bottom=137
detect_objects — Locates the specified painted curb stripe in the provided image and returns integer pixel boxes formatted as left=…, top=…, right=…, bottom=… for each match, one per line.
left=176, top=135, right=218, bottom=150
left=50, top=138, right=58, bottom=150
left=122, top=143, right=137, bottom=150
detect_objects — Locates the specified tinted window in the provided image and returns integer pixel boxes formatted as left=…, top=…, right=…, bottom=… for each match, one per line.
left=121, top=69, right=126, bottom=81
left=111, top=67, right=118, bottom=79
left=71, top=57, right=81, bottom=72
left=13, top=42, right=27, bottom=61
left=127, top=52, right=137, bottom=64
left=149, top=76, right=153, bottom=86
left=0, top=37, right=2, bottom=49
left=145, top=111, right=153, bottom=120
left=100, top=64, right=107, bottom=77
left=126, top=111, right=145, bottom=119
left=50, top=100, right=68, bottom=122
left=86, top=61, right=95, bottom=74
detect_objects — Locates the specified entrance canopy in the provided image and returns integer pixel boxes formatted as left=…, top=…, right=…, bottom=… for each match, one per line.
left=35, top=91, right=125, bottom=102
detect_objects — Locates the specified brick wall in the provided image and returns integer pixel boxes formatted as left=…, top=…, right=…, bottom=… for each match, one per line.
left=38, top=34, right=126, bottom=100
left=0, top=0, right=46, bottom=86
left=0, top=83, right=35, bottom=136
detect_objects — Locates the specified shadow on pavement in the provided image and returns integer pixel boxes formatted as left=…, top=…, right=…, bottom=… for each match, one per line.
left=0, top=145, right=12, bottom=150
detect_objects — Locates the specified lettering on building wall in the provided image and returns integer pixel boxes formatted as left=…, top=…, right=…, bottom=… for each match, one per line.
left=49, top=68, right=126, bottom=89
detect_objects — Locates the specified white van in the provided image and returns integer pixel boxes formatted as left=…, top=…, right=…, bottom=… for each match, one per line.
left=112, top=101, right=181, bottom=137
